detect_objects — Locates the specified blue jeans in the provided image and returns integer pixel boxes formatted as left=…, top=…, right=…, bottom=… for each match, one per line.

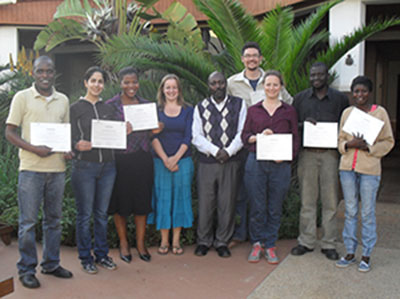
left=17, top=171, right=65, bottom=277
left=340, top=170, right=380, bottom=257
left=71, top=160, right=116, bottom=265
left=245, top=153, right=291, bottom=248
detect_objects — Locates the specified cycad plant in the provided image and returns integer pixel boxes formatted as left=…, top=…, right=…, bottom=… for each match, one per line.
left=100, top=0, right=400, bottom=97
left=34, top=0, right=204, bottom=53
left=34, top=0, right=206, bottom=101
left=34, top=0, right=160, bottom=52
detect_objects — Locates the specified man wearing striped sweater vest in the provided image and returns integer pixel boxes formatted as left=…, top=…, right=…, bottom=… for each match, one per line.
left=192, top=71, right=247, bottom=258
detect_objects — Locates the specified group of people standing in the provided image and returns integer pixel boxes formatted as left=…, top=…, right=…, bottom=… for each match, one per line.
left=70, top=66, right=195, bottom=273
left=5, top=56, right=196, bottom=289
left=5, top=39, right=394, bottom=289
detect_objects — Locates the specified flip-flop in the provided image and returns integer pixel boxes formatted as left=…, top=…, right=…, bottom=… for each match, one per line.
left=157, top=245, right=169, bottom=255
left=172, top=246, right=184, bottom=255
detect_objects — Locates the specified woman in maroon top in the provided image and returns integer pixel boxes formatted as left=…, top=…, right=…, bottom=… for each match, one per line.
left=242, top=70, right=299, bottom=264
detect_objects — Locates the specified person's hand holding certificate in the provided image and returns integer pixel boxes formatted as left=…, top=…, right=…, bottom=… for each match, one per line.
left=256, top=134, right=292, bottom=161
left=91, top=120, right=127, bottom=149
left=123, top=102, right=158, bottom=131
left=342, top=108, right=384, bottom=145
left=30, top=122, right=71, bottom=152
left=303, top=122, right=338, bottom=148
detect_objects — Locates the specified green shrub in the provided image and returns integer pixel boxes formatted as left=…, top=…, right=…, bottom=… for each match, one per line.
left=0, top=143, right=19, bottom=217
left=0, top=71, right=33, bottom=232
left=279, top=183, right=301, bottom=239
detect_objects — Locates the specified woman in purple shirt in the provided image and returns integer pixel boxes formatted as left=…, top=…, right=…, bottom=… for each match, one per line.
left=148, top=74, right=194, bottom=255
left=107, top=67, right=158, bottom=263
left=242, top=70, right=299, bottom=264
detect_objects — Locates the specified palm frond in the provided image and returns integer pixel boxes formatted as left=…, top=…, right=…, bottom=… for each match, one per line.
left=284, top=0, right=341, bottom=76
left=53, top=0, right=103, bottom=19
left=286, top=67, right=310, bottom=96
left=283, top=30, right=329, bottom=83
left=33, top=19, right=86, bottom=51
left=99, top=35, right=216, bottom=97
left=136, top=77, right=161, bottom=102
left=315, top=17, right=400, bottom=68
left=161, top=1, right=205, bottom=51
left=193, top=0, right=261, bottom=72
left=210, top=49, right=237, bottom=77
left=135, top=0, right=161, bottom=8
left=259, top=5, right=294, bottom=71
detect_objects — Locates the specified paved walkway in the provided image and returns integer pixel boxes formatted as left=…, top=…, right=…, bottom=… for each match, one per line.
left=249, top=201, right=400, bottom=299
left=1, top=239, right=295, bottom=298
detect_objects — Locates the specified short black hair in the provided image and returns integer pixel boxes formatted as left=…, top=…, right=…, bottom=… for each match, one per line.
left=208, top=71, right=226, bottom=83
left=118, top=66, right=139, bottom=82
left=83, top=66, right=107, bottom=83
left=241, top=41, right=261, bottom=55
left=310, top=62, right=328, bottom=72
left=351, top=75, right=373, bottom=92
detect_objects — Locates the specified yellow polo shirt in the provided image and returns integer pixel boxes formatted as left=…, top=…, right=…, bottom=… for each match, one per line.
left=6, top=84, right=70, bottom=172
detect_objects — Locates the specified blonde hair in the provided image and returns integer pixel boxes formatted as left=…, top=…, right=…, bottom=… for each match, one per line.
left=157, top=74, right=187, bottom=108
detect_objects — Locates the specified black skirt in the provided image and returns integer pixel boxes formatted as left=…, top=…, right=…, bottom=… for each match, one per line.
left=108, top=150, right=153, bottom=216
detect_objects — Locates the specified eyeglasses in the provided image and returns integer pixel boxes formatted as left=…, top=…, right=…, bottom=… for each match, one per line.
left=243, top=54, right=260, bottom=59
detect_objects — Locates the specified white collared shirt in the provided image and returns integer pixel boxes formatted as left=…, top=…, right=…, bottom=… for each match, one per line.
left=227, top=68, right=293, bottom=107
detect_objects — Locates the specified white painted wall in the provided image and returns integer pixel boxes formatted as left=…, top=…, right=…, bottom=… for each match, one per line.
left=0, top=26, right=18, bottom=66
left=0, top=0, right=17, bottom=5
left=329, top=0, right=366, bottom=91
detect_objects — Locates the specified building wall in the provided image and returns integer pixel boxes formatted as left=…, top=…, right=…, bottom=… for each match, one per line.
left=152, top=0, right=305, bottom=22
left=0, top=26, right=17, bottom=65
left=0, top=0, right=60, bottom=25
left=0, top=0, right=305, bottom=25
left=330, top=0, right=366, bottom=91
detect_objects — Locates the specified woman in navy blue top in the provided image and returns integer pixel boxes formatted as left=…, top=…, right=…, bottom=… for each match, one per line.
left=148, top=74, right=194, bottom=255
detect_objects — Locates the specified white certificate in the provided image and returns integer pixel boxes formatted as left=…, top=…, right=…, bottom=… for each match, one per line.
left=303, top=122, right=338, bottom=148
left=30, top=122, right=71, bottom=152
left=342, top=107, right=384, bottom=145
left=123, top=102, right=158, bottom=131
left=91, top=120, right=126, bottom=149
left=256, top=134, right=292, bottom=161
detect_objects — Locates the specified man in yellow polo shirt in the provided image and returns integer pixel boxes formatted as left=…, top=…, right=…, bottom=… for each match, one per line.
left=5, top=56, right=72, bottom=289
